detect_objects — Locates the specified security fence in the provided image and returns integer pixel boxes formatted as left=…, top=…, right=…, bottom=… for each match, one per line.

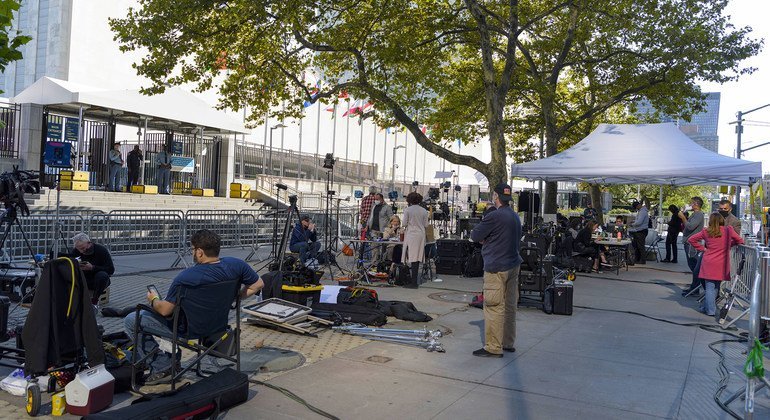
left=2, top=208, right=359, bottom=267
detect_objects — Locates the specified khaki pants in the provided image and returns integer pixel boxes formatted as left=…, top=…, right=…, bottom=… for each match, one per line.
left=483, top=266, right=520, bottom=354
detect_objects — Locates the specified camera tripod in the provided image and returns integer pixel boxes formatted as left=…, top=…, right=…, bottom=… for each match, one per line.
left=317, top=169, right=348, bottom=282
left=0, top=206, right=38, bottom=264
left=257, top=194, right=303, bottom=274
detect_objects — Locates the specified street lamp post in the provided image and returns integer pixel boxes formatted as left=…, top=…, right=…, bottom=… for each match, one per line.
left=268, top=123, right=287, bottom=177
left=391, top=145, right=405, bottom=193
left=733, top=103, right=770, bottom=218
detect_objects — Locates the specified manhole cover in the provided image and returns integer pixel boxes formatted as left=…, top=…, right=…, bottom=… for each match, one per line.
left=366, top=355, right=393, bottom=363
left=428, top=291, right=477, bottom=303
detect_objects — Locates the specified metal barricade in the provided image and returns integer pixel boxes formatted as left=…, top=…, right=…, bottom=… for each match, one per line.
left=721, top=242, right=762, bottom=329
left=2, top=214, right=85, bottom=262
left=184, top=210, right=257, bottom=260
left=241, top=208, right=286, bottom=252
left=91, top=210, right=186, bottom=268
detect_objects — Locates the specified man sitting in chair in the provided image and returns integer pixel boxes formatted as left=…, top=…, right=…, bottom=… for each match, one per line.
left=290, top=215, right=321, bottom=264
left=124, top=229, right=263, bottom=384
left=71, top=233, right=114, bottom=308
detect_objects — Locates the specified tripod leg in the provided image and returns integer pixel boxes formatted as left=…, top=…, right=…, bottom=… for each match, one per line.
left=14, top=218, right=38, bottom=261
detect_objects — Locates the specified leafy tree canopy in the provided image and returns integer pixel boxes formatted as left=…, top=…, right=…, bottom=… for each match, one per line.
left=110, top=0, right=761, bottom=189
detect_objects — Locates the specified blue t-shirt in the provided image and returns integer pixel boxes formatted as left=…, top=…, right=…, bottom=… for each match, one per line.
left=470, top=204, right=522, bottom=272
left=166, top=257, right=259, bottom=303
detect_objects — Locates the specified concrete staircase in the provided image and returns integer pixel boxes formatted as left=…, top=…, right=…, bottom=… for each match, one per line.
left=25, top=189, right=265, bottom=213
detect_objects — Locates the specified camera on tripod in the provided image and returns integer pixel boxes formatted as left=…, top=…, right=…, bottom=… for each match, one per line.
left=387, top=191, right=399, bottom=201
left=0, top=168, right=40, bottom=216
left=288, top=195, right=298, bottom=206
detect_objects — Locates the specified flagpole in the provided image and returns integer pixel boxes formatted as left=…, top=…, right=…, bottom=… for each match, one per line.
left=402, top=129, right=407, bottom=186
left=262, top=111, right=269, bottom=174
left=332, top=103, right=337, bottom=160
left=413, top=130, right=418, bottom=182
left=345, top=98, right=351, bottom=173
left=372, top=123, right=377, bottom=179
left=421, top=146, right=426, bottom=183
left=315, top=101, right=321, bottom=180
left=357, top=116, right=364, bottom=182
left=382, top=128, right=388, bottom=180
left=298, top=111, right=303, bottom=179
left=279, top=102, right=286, bottom=179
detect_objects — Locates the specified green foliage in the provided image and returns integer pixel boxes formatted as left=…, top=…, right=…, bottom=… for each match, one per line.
left=601, top=184, right=714, bottom=213
left=0, top=0, right=31, bottom=94
left=109, top=1, right=761, bottom=188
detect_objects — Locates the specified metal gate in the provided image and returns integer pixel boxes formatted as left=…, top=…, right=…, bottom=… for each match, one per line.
left=40, top=111, right=115, bottom=187
left=143, top=132, right=221, bottom=191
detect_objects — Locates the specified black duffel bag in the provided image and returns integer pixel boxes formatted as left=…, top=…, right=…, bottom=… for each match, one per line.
left=85, top=368, right=248, bottom=419
left=311, top=302, right=387, bottom=326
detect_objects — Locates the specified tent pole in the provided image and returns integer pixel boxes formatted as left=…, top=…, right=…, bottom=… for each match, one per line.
left=749, top=184, right=754, bottom=236
left=659, top=185, right=663, bottom=232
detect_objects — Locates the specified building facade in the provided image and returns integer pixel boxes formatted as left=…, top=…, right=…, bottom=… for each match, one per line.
left=636, top=92, right=721, bottom=153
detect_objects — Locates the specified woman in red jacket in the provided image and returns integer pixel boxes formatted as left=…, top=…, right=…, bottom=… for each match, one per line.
left=687, top=213, right=744, bottom=317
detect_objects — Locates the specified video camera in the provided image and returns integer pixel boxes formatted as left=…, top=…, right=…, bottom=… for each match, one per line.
left=387, top=191, right=399, bottom=201
left=0, top=168, right=40, bottom=216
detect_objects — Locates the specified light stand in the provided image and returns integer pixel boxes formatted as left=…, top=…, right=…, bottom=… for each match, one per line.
left=319, top=154, right=347, bottom=280
left=269, top=183, right=288, bottom=259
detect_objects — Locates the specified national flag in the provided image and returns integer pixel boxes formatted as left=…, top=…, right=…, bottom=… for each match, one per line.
left=325, top=103, right=337, bottom=119
left=338, top=90, right=349, bottom=99
left=303, top=82, right=321, bottom=108
left=343, top=100, right=363, bottom=117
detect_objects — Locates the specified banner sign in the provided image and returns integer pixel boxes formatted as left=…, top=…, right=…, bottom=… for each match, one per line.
left=47, top=122, right=62, bottom=139
left=170, top=156, right=194, bottom=173
left=171, top=141, right=183, bottom=155
left=65, top=118, right=79, bottom=142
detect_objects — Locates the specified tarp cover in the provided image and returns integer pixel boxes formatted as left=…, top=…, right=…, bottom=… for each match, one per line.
left=510, top=123, right=762, bottom=186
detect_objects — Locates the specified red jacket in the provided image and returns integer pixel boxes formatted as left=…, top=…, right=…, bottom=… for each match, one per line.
left=687, top=226, right=744, bottom=281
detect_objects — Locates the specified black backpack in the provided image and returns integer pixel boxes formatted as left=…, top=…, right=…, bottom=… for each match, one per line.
left=463, top=249, right=484, bottom=277
left=391, top=263, right=411, bottom=286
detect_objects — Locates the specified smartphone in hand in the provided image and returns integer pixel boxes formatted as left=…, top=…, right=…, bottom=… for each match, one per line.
left=147, top=285, right=163, bottom=301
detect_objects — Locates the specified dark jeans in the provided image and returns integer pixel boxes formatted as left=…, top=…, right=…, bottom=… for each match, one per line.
left=290, top=241, right=321, bottom=263
left=85, top=271, right=111, bottom=304
left=687, top=250, right=704, bottom=291
left=630, top=229, right=648, bottom=263
left=127, top=167, right=140, bottom=189
left=124, top=310, right=179, bottom=374
left=664, top=232, right=678, bottom=261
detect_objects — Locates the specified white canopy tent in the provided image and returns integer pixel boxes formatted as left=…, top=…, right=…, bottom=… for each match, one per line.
left=11, top=76, right=248, bottom=134
left=511, top=123, right=762, bottom=186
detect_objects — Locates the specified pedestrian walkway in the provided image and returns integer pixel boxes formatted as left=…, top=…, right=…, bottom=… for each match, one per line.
left=0, top=253, right=767, bottom=419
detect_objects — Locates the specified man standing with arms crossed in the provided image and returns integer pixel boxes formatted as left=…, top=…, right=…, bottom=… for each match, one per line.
left=107, top=142, right=124, bottom=192
left=156, top=145, right=172, bottom=194
left=680, top=196, right=705, bottom=295
left=470, top=183, right=522, bottom=358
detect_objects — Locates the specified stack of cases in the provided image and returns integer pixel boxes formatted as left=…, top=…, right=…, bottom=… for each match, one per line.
left=59, top=170, right=89, bottom=191
left=436, top=239, right=471, bottom=275
left=229, top=183, right=251, bottom=198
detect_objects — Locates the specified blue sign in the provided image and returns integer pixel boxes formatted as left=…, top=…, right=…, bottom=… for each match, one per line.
left=170, top=156, right=194, bottom=173
left=171, top=141, right=183, bottom=155
left=43, top=141, right=72, bottom=168
left=65, top=118, right=79, bottom=142
left=47, top=122, right=63, bottom=139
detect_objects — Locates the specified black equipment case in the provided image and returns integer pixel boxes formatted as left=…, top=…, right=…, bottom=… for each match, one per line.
left=544, top=283, right=573, bottom=315
left=84, top=368, right=248, bottom=419
left=0, top=265, right=36, bottom=303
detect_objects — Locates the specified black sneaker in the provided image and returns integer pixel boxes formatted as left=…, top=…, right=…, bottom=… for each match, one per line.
left=472, top=348, right=502, bottom=358
left=503, top=347, right=516, bottom=353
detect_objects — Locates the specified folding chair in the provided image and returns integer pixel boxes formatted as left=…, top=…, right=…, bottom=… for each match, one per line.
left=645, top=235, right=663, bottom=263
left=131, top=280, right=242, bottom=392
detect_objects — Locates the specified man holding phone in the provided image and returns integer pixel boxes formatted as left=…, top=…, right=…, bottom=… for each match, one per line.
left=124, top=229, right=263, bottom=384
left=289, top=215, right=321, bottom=264
left=71, top=233, right=115, bottom=307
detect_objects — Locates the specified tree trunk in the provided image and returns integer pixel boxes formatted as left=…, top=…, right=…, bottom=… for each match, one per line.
left=589, top=183, right=603, bottom=224
left=543, top=128, right=559, bottom=214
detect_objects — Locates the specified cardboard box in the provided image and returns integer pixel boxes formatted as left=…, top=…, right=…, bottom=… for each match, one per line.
left=61, top=180, right=89, bottom=191
left=131, top=185, right=158, bottom=194
left=192, top=188, right=215, bottom=197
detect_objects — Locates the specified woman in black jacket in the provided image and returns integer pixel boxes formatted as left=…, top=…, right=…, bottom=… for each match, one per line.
left=662, top=204, right=682, bottom=263
left=574, top=220, right=605, bottom=273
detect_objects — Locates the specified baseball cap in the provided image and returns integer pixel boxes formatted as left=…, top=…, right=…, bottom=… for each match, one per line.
left=494, top=183, right=512, bottom=201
